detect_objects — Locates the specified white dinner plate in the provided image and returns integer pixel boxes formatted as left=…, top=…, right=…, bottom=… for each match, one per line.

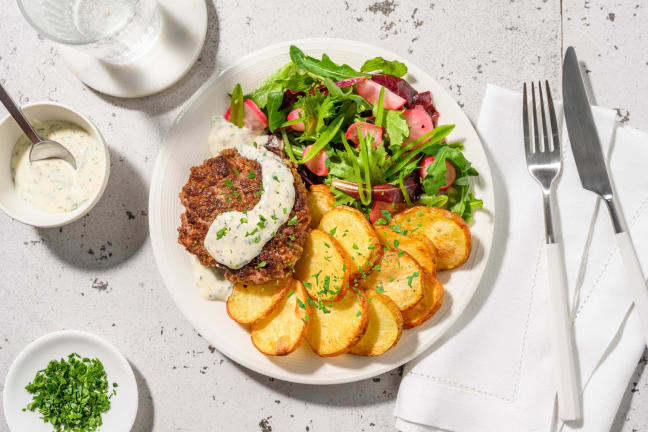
left=149, top=38, right=495, bottom=384
left=3, top=330, right=138, bottom=431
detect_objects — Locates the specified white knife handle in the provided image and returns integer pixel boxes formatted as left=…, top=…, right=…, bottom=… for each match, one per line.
left=546, top=243, right=582, bottom=421
left=614, top=231, right=648, bottom=346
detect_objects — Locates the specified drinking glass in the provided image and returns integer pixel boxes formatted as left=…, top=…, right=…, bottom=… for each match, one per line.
left=17, top=0, right=162, bottom=65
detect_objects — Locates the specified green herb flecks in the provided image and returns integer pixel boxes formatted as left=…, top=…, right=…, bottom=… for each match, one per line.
left=23, top=353, right=116, bottom=432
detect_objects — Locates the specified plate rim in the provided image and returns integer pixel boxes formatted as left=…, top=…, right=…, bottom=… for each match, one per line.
left=2, top=329, right=138, bottom=431
left=149, top=37, right=496, bottom=385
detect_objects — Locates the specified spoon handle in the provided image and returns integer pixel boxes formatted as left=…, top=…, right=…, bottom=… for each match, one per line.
left=0, top=83, right=42, bottom=145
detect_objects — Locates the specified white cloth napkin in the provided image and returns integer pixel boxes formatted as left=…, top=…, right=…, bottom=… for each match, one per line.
left=394, top=84, right=648, bottom=432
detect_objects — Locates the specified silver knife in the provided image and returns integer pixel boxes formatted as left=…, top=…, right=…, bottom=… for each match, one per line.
left=563, top=46, right=648, bottom=347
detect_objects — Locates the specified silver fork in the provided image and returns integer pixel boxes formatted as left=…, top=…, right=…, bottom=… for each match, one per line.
left=523, top=81, right=581, bottom=421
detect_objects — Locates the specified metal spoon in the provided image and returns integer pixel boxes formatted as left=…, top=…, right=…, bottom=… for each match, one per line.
left=0, top=83, right=76, bottom=169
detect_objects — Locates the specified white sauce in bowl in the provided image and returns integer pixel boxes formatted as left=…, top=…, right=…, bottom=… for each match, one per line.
left=10, top=120, right=104, bottom=214
left=203, top=116, right=296, bottom=269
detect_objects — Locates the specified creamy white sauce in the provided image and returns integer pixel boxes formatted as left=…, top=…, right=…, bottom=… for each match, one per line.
left=191, top=256, right=233, bottom=301
left=10, top=120, right=104, bottom=214
left=203, top=116, right=296, bottom=269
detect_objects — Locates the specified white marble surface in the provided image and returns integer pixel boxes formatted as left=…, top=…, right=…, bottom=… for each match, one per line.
left=0, top=1, right=646, bottom=431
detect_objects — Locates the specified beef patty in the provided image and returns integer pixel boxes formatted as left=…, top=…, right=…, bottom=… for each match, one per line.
left=178, top=147, right=310, bottom=284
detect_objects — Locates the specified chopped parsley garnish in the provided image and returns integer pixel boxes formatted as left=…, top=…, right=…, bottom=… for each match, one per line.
left=224, top=179, right=234, bottom=188
left=23, top=353, right=116, bottom=432
left=273, top=175, right=280, bottom=182
left=407, top=272, right=420, bottom=288
left=329, top=227, right=337, bottom=236
left=216, top=227, right=229, bottom=240
left=256, top=261, right=267, bottom=268
left=286, top=216, right=298, bottom=226
left=248, top=170, right=257, bottom=179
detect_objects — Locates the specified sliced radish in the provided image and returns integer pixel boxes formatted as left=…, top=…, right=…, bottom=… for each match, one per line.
left=335, top=76, right=367, bottom=88
left=419, top=156, right=456, bottom=190
left=404, top=105, right=435, bottom=147
left=302, top=145, right=329, bottom=177
left=357, top=80, right=407, bottom=110
left=370, top=201, right=408, bottom=224
left=224, top=99, right=268, bottom=131
left=286, top=108, right=305, bottom=132
left=345, top=121, right=383, bottom=149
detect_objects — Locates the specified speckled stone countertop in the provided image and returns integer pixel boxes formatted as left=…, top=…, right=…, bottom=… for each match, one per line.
left=1, top=1, right=646, bottom=431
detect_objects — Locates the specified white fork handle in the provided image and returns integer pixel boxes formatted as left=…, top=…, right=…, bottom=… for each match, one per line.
left=615, top=231, right=648, bottom=347
left=546, top=243, right=581, bottom=421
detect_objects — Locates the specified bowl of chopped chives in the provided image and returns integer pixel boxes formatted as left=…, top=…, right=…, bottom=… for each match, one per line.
left=2, top=330, right=138, bottom=432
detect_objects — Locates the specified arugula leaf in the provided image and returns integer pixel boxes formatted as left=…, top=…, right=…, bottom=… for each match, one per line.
left=229, top=83, right=245, bottom=128
left=292, top=89, right=330, bottom=137
left=323, top=77, right=371, bottom=112
left=290, top=45, right=365, bottom=81
left=360, top=56, right=408, bottom=77
left=384, top=110, right=409, bottom=148
left=248, top=63, right=295, bottom=108
left=266, top=91, right=285, bottom=131
left=329, top=184, right=356, bottom=206
left=418, top=194, right=449, bottom=207
left=301, top=114, right=345, bottom=163
left=422, top=147, right=452, bottom=195
left=316, top=96, right=335, bottom=133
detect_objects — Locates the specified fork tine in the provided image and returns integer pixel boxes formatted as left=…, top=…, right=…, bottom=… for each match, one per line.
left=531, top=82, right=540, bottom=154
left=545, top=81, right=560, bottom=155
left=538, top=81, right=550, bottom=152
left=523, top=82, right=531, bottom=156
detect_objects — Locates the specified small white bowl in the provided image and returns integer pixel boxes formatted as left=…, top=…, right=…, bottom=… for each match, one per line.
left=3, top=330, right=138, bottom=432
left=0, top=102, right=110, bottom=227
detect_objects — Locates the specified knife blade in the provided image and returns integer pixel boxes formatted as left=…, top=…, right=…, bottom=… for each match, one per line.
left=563, top=46, right=648, bottom=348
left=562, top=46, right=614, bottom=199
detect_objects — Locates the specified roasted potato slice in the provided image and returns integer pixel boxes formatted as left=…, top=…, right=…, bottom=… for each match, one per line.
left=391, top=206, right=471, bottom=270
left=306, top=289, right=369, bottom=357
left=226, top=278, right=291, bottom=325
left=251, top=280, right=311, bottom=356
left=294, top=229, right=351, bottom=301
left=318, top=205, right=382, bottom=277
left=307, top=184, right=335, bottom=228
left=350, top=289, right=403, bottom=356
left=374, top=225, right=438, bottom=276
left=402, top=275, right=445, bottom=328
left=364, top=249, right=424, bottom=311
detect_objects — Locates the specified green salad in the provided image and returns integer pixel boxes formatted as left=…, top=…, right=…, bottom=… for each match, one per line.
left=225, top=45, right=482, bottom=224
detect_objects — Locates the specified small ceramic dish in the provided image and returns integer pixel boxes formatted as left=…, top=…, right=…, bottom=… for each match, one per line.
left=0, top=102, right=110, bottom=227
left=2, top=330, right=138, bottom=432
